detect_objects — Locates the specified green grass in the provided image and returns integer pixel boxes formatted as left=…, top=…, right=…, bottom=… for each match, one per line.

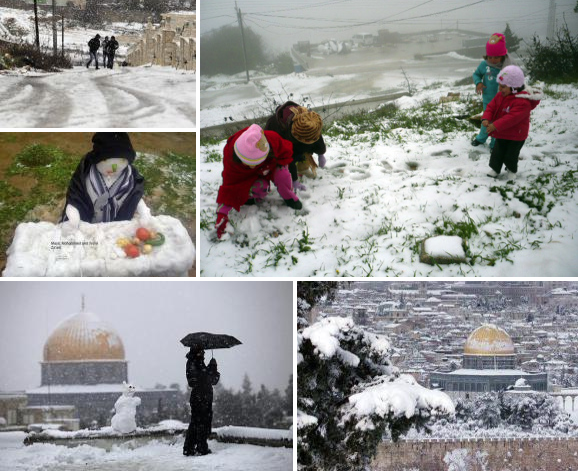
left=324, top=98, right=479, bottom=144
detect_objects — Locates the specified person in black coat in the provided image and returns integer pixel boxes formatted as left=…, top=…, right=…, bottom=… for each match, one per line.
left=264, top=101, right=327, bottom=188
left=102, top=36, right=110, bottom=68
left=60, top=132, right=146, bottom=225
left=106, top=36, right=119, bottom=69
left=86, top=34, right=101, bottom=69
left=183, top=347, right=220, bottom=456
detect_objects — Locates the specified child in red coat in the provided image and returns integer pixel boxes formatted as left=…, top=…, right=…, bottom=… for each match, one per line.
left=481, top=65, right=542, bottom=179
left=215, top=124, right=302, bottom=239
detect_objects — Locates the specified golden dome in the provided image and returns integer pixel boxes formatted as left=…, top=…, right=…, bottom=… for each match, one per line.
left=43, top=311, right=125, bottom=362
left=463, top=324, right=515, bottom=356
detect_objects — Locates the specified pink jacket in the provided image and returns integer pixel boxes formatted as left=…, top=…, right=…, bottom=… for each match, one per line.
left=481, top=87, right=542, bottom=141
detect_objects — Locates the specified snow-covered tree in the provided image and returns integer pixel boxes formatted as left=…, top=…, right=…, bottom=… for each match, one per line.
left=472, top=393, right=501, bottom=429
left=298, top=284, right=454, bottom=471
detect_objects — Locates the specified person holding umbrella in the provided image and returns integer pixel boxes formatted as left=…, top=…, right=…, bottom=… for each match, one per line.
left=181, top=332, right=241, bottom=456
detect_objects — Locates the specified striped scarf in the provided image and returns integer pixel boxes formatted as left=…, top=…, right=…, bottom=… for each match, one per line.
left=86, top=164, right=134, bottom=223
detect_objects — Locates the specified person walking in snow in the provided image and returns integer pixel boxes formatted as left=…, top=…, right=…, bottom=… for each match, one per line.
left=264, top=101, right=327, bottom=191
left=102, top=36, right=110, bottom=68
left=106, top=36, right=119, bottom=69
left=481, top=65, right=542, bottom=179
left=183, top=347, right=220, bottom=456
left=471, top=33, right=513, bottom=149
left=214, top=124, right=302, bottom=240
left=86, top=34, right=101, bottom=69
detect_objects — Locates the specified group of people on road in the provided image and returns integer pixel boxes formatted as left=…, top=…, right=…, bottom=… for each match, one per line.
left=86, top=33, right=119, bottom=70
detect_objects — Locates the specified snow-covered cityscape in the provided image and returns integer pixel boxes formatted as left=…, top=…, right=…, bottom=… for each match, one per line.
left=298, top=281, right=578, bottom=471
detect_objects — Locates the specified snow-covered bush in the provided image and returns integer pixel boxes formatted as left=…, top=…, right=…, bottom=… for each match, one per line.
left=297, top=284, right=454, bottom=471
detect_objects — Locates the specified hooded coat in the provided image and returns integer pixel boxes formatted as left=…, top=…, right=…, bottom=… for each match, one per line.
left=481, top=86, right=542, bottom=141
left=216, top=127, right=293, bottom=211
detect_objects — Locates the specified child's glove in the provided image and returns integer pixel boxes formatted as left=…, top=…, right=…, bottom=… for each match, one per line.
left=215, top=213, right=229, bottom=239
left=318, top=154, right=326, bottom=168
left=293, top=180, right=307, bottom=191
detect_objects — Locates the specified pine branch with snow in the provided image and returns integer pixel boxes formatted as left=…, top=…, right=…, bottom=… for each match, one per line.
left=297, top=315, right=454, bottom=471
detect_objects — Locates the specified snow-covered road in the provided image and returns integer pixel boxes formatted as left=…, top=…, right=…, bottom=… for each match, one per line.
left=0, top=66, right=196, bottom=128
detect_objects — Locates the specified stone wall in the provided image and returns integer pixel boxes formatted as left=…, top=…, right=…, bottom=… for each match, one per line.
left=372, top=438, right=578, bottom=471
left=126, top=13, right=195, bottom=71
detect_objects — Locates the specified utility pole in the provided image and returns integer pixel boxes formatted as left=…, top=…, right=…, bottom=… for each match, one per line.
left=52, top=0, right=57, bottom=57
left=547, top=0, right=556, bottom=39
left=61, top=12, right=65, bottom=58
left=235, top=1, right=250, bottom=83
left=33, top=0, right=40, bottom=50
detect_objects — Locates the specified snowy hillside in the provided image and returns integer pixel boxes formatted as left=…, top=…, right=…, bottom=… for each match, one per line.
left=200, top=82, right=578, bottom=276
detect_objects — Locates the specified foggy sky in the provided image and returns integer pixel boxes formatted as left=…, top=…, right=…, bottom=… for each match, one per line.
left=201, top=0, right=578, bottom=53
left=0, top=281, right=293, bottom=394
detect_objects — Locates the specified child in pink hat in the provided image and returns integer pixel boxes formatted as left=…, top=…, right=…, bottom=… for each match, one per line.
left=214, top=124, right=302, bottom=240
left=471, top=33, right=514, bottom=149
left=481, top=65, right=542, bottom=179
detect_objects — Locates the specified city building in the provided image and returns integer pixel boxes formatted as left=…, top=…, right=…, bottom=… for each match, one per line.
left=430, top=324, right=548, bottom=398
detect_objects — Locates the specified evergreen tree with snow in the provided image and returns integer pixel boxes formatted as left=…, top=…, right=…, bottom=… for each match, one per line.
left=297, top=282, right=454, bottom=471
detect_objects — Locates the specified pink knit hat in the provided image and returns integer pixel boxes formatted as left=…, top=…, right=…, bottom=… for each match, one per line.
left=498, top=65, right=525, bottom=91
left=234, top=124, right=270, bottom=166
left=486, top=33, right=507, bottom=56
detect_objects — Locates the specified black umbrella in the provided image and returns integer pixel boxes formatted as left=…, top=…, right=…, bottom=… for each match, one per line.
left=180, top=332, right=242, bottom=350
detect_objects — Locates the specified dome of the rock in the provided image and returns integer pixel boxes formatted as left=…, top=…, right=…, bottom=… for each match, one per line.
left=43, top=311, right=125, bottom=362
left=463, top=324, right=515, bottom=356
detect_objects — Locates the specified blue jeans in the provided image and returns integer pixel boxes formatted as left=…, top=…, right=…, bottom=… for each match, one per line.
left=86, top=51, right=99, bottom=68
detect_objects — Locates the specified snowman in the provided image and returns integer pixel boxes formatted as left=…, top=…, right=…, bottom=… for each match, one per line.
left=111, top=381, right=141, bottom=434
left=61, top=132, right=151, bottom=229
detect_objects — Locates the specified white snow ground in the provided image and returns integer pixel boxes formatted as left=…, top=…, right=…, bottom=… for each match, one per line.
left=0, top=66, right=196, bottom=128
left=0, top=432, right=291, bottom=471
left=200, top=81, right=578, bottom=277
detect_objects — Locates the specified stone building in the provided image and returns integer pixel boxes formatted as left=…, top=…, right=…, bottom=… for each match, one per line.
left=126, top=12, right=195, bottom=70
left=429, top=324, right=548, bottom=398
left=26, top=302, right=179, bottom=428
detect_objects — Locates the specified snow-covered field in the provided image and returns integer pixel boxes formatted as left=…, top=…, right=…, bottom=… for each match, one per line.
left=0, top=432, right=291, bottom=471
left=200, top=81, right=578, bottom=277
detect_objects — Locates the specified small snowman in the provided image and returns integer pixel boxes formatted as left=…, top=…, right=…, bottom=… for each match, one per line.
left=111, top=381, right=141, bottom=434
left=61, top=132, right=151, bottom=229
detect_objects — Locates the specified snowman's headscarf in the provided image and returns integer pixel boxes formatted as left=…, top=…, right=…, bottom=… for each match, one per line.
left=87, top=164, right=135, bottom=223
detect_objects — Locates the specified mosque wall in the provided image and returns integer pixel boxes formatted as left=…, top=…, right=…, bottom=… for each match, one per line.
left=40, top=361, right=128, bottom=386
